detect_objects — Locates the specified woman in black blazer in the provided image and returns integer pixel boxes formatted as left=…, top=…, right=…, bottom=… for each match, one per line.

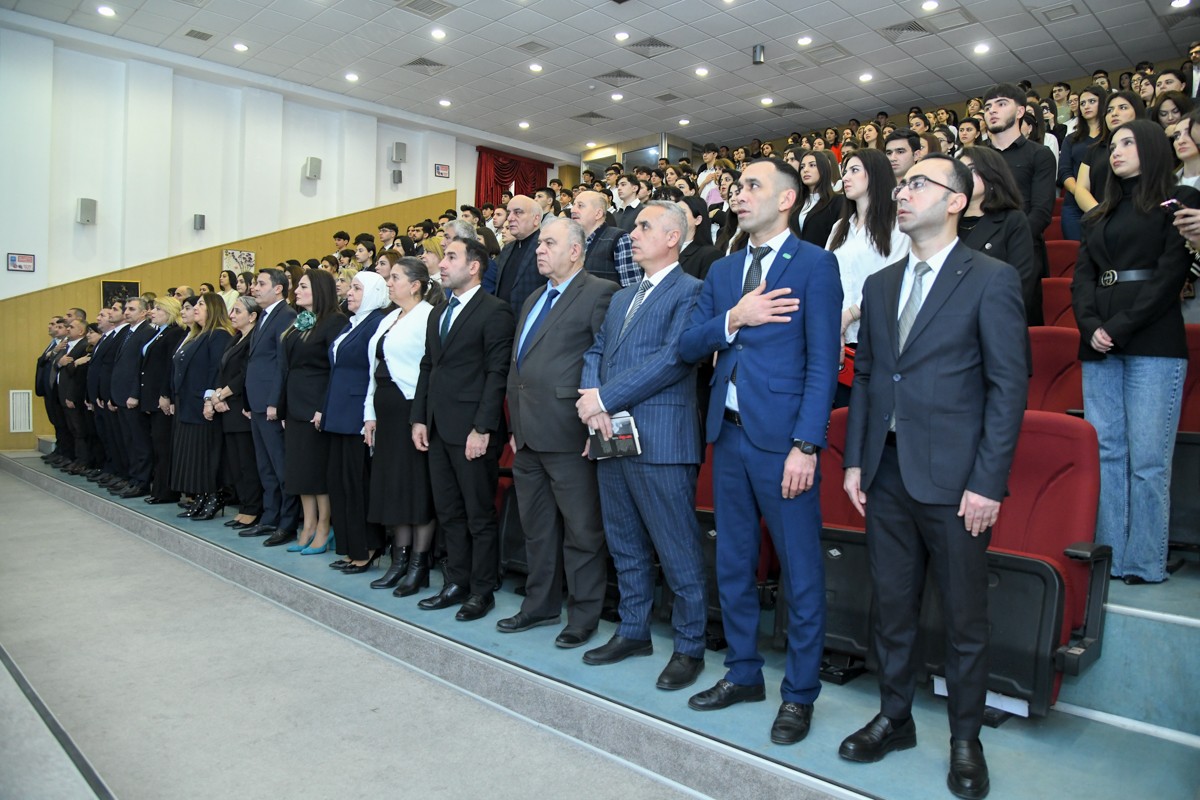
left=209, top=295, right=263, bottom=529
left=279, top=269, right=348, bottom=553
left=789, top=150, right=845, bottom=248
left=171, top=294, right=234, bottom=519
left=140, top=296, right=187, bottom=504
left=1071, top=120, right=1198, bottom=585
left=956, top=147, right=1038, bottom=323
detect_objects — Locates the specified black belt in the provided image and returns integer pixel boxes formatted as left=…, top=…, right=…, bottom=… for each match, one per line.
left=723, top=408, right=743, bottom=426
left=884, top=431, right=897, bottom=447
left=1099, top=269, right=1155, bottom=287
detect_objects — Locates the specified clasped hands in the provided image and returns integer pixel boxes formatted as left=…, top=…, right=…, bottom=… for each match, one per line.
left=576, top=388, right=611, bottom=447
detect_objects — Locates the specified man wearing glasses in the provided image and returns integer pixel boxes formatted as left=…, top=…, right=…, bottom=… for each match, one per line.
left=838, top=154, right=1027, bottom=800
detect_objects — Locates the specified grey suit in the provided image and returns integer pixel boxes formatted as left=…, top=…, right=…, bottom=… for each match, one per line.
left=508, top=271, right=617, bottom=630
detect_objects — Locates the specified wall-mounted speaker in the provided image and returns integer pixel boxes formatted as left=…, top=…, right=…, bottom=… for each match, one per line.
left=391, top=169, right=403, bottom=185
left=303, top=157, right=322, bottom=180
left=76, top=197, right=97, bottom=225
left=391, top=142, right=407, bottom=163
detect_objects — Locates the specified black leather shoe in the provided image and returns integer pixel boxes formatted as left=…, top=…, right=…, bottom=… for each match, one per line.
left=106, top=480, right=128, bottom=493
left=496, top=611, right=560, bottom=633
left=456, top=593, right=495, bottom=621
left=948, top=738, right=989, bottom=799
left=838, top=713, right=917, bottom=762
left=418, top=583, right=469, bottom=610
left=263, top=529, right=296, bottom=547
left=656, top=653, right=705, bottom=691
left=238, top=524, right=275, bottom=538
left=583, top=634, right=653, bottom=665
left=555, top=627, right=595, bottom=648
left=84, top=468, right=103, bottom=479
left=329, top=559, right=351, bottom=570
left=144, top=494, right=179, bottom=505
left=687, top=679, right=766, bottom=711
left=770, top=702, right=814, bottom=745
left=118, top=482, right=148, bottom=499
left=87, top=471, right=109, bottom=483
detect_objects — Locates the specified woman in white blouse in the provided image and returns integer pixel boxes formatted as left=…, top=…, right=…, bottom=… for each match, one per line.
left=363, top=257, right=443, bottom=596
left=825, top=148, right=910, bottom=405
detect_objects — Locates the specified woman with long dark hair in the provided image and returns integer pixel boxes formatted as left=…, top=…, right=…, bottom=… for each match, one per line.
left=858, top=121, right=884, bottom=150
left=210, top=295, right=263, bottom=530
left=1059, top=84, right=1108, bottom=241
left=364, top=258, right=443, bottom=593
left=714, top=169, right=744, bottom=255
left=140, top=296, right=186, bottom=504
left=1075, top=90, right=1145, bottom=215
left=1152, top=90, right=1193, bottom=130
left=1071, top=119, right=1198, bottom=585
left=236, top=271, right=255, bottom=297
left=279, top=269, right=347, bottom=553
left=217, top=270, right=241, bottom=310
left=790, top=151, right=844, bottom=247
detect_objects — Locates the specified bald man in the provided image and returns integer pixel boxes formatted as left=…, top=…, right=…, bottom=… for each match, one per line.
left=571, top=190, right=641, bottom=288
left=491, top=195, right=544, bottom=310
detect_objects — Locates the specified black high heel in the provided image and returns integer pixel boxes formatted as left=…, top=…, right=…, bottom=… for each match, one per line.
left=393, top=551, right=432, bottom=597
left=341, top=550, right=381, bottom=575
left=177, top=494, right=208, bottom=518
left=371, top=546, right=410, bottom=589
left=190, top=494, right=226, bottom=521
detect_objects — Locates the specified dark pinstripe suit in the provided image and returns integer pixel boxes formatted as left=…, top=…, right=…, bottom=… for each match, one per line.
left=581, top=265, right=708, bottom=656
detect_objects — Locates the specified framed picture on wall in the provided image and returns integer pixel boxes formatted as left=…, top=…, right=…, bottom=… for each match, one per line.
left=101, top=280, right=140, bottom=308
left=7, top=253, right=35, bottom=272
left=434, top=163, right=450, bottom=178
left=222, top=249, right=255, bottom=273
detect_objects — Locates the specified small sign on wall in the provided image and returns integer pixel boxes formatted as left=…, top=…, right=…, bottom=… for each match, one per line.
left=7, top=253, right=35, bottom=272
left=434, top=163, right=450, bottom=179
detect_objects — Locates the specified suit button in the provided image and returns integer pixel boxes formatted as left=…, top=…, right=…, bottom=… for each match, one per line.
left=892, top=373, right=901, bottom=382
left=735, top=344, right=743, bottom=350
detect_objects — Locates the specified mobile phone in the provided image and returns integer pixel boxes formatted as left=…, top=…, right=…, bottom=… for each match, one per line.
left=1161, top=198, right=1186, bottom=212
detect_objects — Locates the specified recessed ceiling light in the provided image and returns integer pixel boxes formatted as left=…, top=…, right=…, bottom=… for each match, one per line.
left=679, top=119, right=690, bottom=125
left=760, top=97, right=773, bottom=105
left=586, top=142, right=597, bottom=148
left=695, top=67, right=709, bottom=77
left=345, top=73, right=359, bottom=82
left=518, top=121, right=530, bottom=129
left=529, top=63, right=543, bottom=73
left=233, top=43, right=248, bottom=52
left=97, top=5, right=115, bottom=16
left=859, top=72, right=873, bottom=82
left=431, top=28, right=446, bottom=40
left=797, top=36, right=812, bottom=46
left=973, top=43, right=990, bottom=54
left=615, top=32, right=629, bottom=42
left=1171, top=0, right=1190, bottom=7
left=922, top=0, right=939, bottom=10
left=611, top=93, right=623, bottom=101
left=438, top=99, right=451, bottom=107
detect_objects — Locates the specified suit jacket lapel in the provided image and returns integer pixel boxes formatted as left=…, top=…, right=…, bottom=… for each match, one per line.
left=524, top=274, right=585, bottom=358
left=443, top=291, right=483, bottom=351
left=764, top=236, right=801, bottom=293
left=903, top=244, right=972, bottom=353
left=882, top=259, right=906, bottom=360
left=615, top=267, right=680, bottom=349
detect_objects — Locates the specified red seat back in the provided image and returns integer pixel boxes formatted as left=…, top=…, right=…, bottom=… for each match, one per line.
left=1041, top=277, right=1076, bottom=328
left=1053, top=196, right=1064, bottom=217
left=820, top=408, right=865, bottom=530
left=1181, top=325, right=1200, bottom=433
left=696, top=444, right=715, bottom=511
left=1027, top=327, right=1083, bottom=413
left=1045, top=216, right=1064, bottom=241
left=1045, top=240, right=1079, bottom=279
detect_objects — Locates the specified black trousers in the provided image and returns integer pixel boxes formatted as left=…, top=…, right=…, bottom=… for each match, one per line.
left=223, top=431, right=262, bottom=516
left=119, top=405, right=153, bottom=484
left=865, top=444, right=991, bottom=740
left=327, top=433, right=382, bottom=560
left=61, top=402, right=88, bottom=465
left=427, top=431, right=501, bottom=597
left=47, top=387, right=73, bottom=458
left=82, top=406, right=104, bottom=468
left=149, top=409, right=175, bottom=499
left=97, top=405, right=127, bottom=477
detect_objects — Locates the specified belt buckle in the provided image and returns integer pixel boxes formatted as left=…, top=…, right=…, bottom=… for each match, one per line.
left=1100, top=270, right=1117, bottom=287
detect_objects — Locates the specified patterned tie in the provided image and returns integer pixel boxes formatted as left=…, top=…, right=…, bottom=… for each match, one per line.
left=731, top=245, right=773, bottom=385
left=439, top=296, right=460, bottom=344
left=897, top=261, right=932, bottom=354
left=620, top=279, right=653, bottom=337
left=517, top=288, right=558, bottom=368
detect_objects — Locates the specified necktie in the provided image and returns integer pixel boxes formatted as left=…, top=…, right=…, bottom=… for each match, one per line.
left=620, top=279, right=653, bottom=337
left=517, top=288, right=558, bottom=368
left=897, top=261, right=932, bottom=354
left=439, top=296, right=460, bottom=344
left=731, top=245, right=773, bottom=385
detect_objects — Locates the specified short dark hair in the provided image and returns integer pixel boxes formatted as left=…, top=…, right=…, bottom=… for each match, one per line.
left=354, top=233, right=374, bottom=245
left=481, top=202, right=494, bottom=212
left=1053, top=81, right=1071, bottom=93
left=258, top=267, right=287, bottom=293
left=916, top=153, right=973, bottom=209
left=333, top=230, right=349, bottom=241
left=958, top=117, right=980, bottom=134
left=459, top=238, right=490, bottom=275
left=1135, top=61, right=1154, bottom=72
left=745, top=157, right=800, bottom=196
left=703, top=142, right=719, bottom=154
left=983, top=83, right=1025, bottom=105
left=460, top=205, right=482, bottom=218
left=534, top=186, right=553, bottom=199
left=418, top=220, right=436, bottom=236
left=1092, top=68, right=1109, bottom=78
left=378, top=221, right=398, bottom=234
left=885, top=128, right=920, bottom=152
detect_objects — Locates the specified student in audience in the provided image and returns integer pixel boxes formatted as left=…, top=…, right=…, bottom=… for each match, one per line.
left=884, top=129, right=920, bottom=179
left=1172, top=115, right=1200, bottom=188
left=217, top=270, right=241, bottom=310
left=791, top=151, right=845, bottom=247
left=1074, top=91, right=1145, bottom=216
left=236, top=271, right=255, bottom=297
left=1059, top=84, right=1108, bottom=241
left=141, top=297, right=186, bottom=504
left=1152, top=91, right=1192, bottom=130
left=859, top=122, right=884, bottom=150
left=210, top=295, right=262, bottom=530
left=354, top=239, right=376, bottom=269
left=957, top=118, right=981, bottom=148
left=1071, top=119, right=1198, bottom=586
left=319, top=255, right=339, bottom=275
left=335, top=267, right=357, bottom=313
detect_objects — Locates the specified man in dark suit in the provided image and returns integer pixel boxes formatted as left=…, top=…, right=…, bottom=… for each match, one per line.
left=491, top=195, right=543, bottom=311
left=36, top=316, right=69, bottom=464
left=413, top=238, right=515, bottom=622
left=576, top=201, right=708, bottom=691
left=110, top=297, right=157, bottom=498
left=95, top=307, right=131, bottom=486
left=612, top=174, right=642, bottom=233
left=838, top=154, right=1028, bottom=800
left=241, top=269, right=299, bottom=545
left=84, top=309, right=115, bottom=480
left=55, top=317, right=93, bottom=473
left=499, top=218, right=617, bottom=647
left=679, top=158, right=842, bottom=745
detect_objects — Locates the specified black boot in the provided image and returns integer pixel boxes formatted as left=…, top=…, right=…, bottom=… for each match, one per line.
left=394, top=551, right=431, bottom=597
left=371, top=546, right=411, bottom=589
left=191, top=494, right=226, bottom=521
left=177, top=494, right=208, bottom=518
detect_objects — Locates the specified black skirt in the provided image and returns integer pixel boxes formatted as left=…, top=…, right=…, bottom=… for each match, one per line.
left=368, top=381, right=434, bottom=525
left=285, top=418, right=329, bottom=495
left=171, top=420, right=222, bottom=494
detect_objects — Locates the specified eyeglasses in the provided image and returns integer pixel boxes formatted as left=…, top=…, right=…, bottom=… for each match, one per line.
left=891, top=174, right=959, bottom=201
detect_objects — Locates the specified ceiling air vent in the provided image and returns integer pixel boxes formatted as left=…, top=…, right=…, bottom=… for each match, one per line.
left=769, top=102, right=808, bottom=114
left=394, top=0, right=455, bottom=21
left=403, top=57, right=448, bottom=76
left=594, top=69, right=639, bottom=87
left=655, top=93, right=681, bottom=103
left=571, top=111, right=611, bottom=122
left=1040, top=3, right=1080, bottom=23
left=805, top=43, right=851, bottom=66
left=627, top=36, right=673, bottom=58
left=185, top=29, right=213, bottom=41
left=174, top=0, right=209, bottom=7
left=776, top=58, right=809, bottom=73
left=516, top=40, right=550, bottom=56
left=1163, top=7, right=1200, bottom=25
left=923, top=7, right=977, bottom=32
left=880, top=21, right=931, bottom=43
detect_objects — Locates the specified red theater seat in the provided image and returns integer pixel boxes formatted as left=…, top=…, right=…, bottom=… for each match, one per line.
left=1180, top=324, right=1200, bottom=434
left=1046, top=240, right=1079, bottom=279
left=1041, top=277, right=1076, bottom=328
left=1046, top=216, right=1064, bottom=241
left=1027, top=327, right=1083, bottom=413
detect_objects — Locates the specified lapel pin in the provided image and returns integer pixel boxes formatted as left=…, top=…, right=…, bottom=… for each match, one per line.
left=956, top=269, right=964, bottom=275
left=782, top=252, right=792, bottom=259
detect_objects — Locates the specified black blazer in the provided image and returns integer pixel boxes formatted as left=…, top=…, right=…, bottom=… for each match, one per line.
left=138, top=325, right=186, bottom=410
left=172, top=330, right=233, bottom=425
left=56, top=339, right=90, bottom=406
left=959, top=209, right=1038, bottom=323
left=111, top=322, right=157, bottom=405
left=278, top=312, right=348, bottom=421
left=216, top=331, right=253, bottom=433
left=34, top=339, right=58, bottom=398
left=95, top=326, right=129, bottom=404
left=794, top=195, right=845, bottom=248
left=412, top=289, right=514, bottom=446
left=679, top=240, right=721, bottom=281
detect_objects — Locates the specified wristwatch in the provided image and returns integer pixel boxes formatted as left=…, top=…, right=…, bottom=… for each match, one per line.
left=791, top=439, right=819, bottom=455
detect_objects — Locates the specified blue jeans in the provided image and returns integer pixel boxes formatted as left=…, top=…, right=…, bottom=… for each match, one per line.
left=1082, top=355, right=1187, bottom=581
left=1060, top=201, right=1083, bottom=242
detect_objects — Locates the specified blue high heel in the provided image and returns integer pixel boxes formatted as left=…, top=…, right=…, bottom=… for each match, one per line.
left=300, top=531, right=333, bottom=555
left=288, top=532, right=316, bottom=553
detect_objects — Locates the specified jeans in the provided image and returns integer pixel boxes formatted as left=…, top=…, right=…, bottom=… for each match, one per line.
left=1082, top=355, right=1187, bottom=581
left=1060, top=201, right=1083, bottom=242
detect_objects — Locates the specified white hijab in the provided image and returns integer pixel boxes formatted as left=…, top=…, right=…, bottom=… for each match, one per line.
left=332, top=271, right=389, bottom=357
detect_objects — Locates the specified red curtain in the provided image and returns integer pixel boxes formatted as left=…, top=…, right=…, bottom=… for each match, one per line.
left=475, top=146, right=552, bottom=207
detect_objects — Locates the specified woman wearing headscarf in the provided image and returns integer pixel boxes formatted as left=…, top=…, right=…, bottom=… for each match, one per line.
left=324, top=272, right=391, bottom=573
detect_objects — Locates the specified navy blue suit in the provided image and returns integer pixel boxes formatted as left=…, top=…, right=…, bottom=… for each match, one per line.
left=245, top=301, right=298, bottom=531
left=581, top=265, right=708, bottom=655
left=679, top=234, right=842, bottom=703
left=112, top=321, right=157, bottom=484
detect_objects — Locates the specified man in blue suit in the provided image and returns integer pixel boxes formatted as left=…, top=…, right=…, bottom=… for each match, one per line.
left=679, top=158, right=842, bottom=745
left=576, top=201, right=709, bottom=691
